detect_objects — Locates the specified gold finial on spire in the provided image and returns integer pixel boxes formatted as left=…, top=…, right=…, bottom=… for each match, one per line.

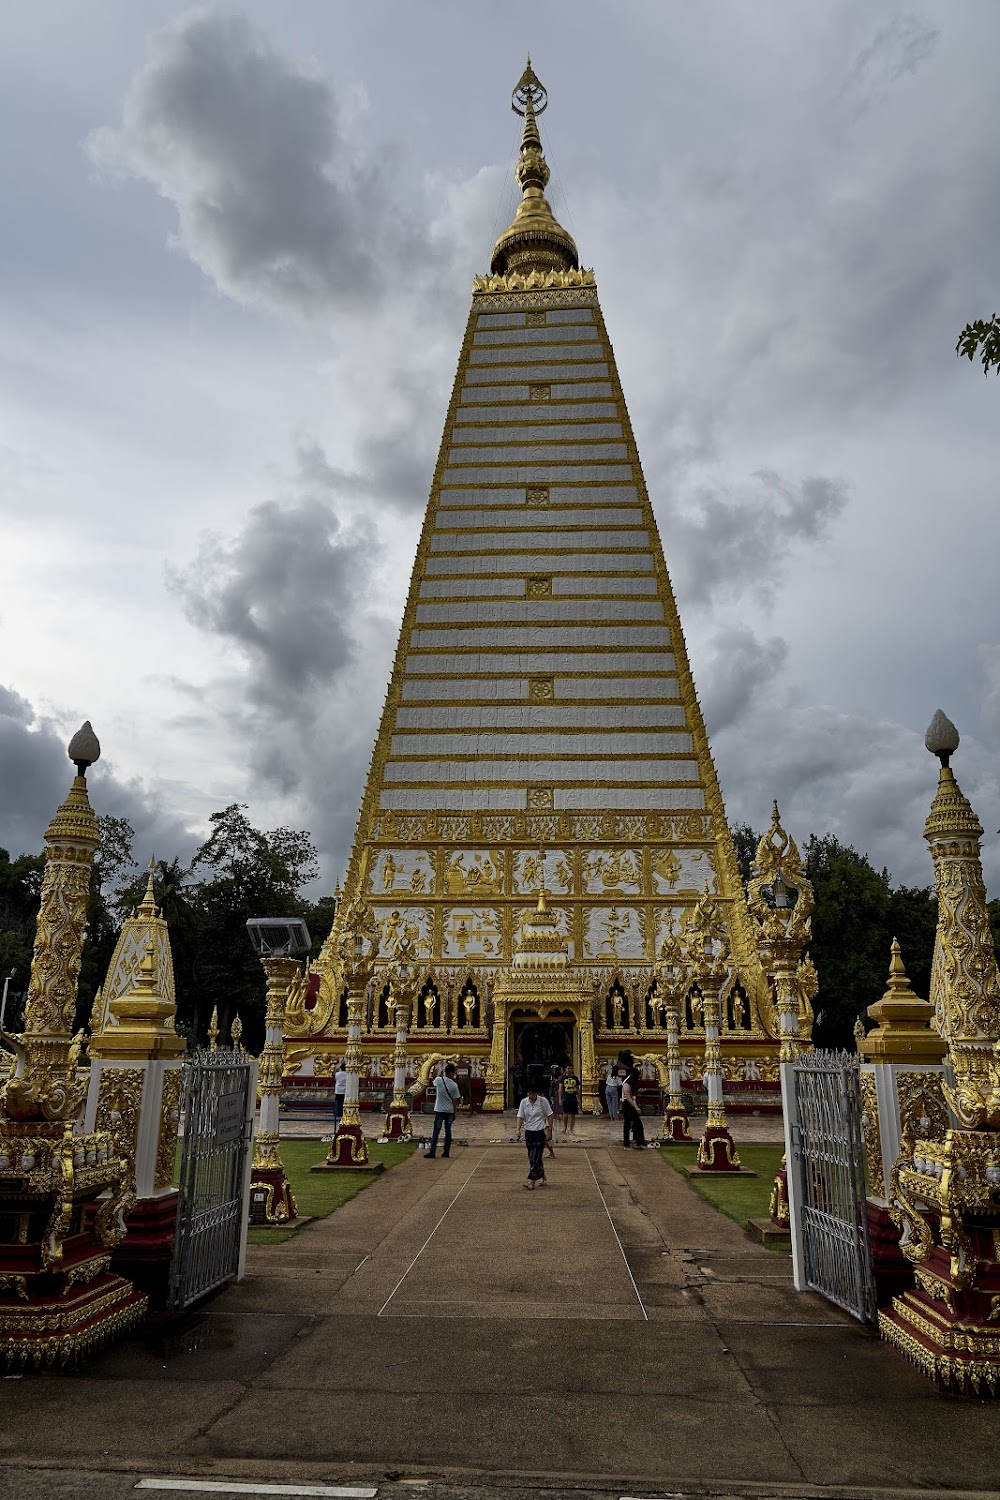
left=138, top=858, right=158, bottom=921
left=491, top=60, right=578, bottom=277
left=208, top=1007, right=219, bottom=1050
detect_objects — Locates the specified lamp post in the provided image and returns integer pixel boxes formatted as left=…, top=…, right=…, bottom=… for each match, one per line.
left=747, top=802, right=815, bottom=1218
left=314, top=897, right=384, bottom=1171
left=686, top=890, right=743, bottom=1172
left=384, top=936, right=416, bottom=1141
left=656, top=930, right=692, bottom=1143
left=245, top=916, right=312, bottom=1224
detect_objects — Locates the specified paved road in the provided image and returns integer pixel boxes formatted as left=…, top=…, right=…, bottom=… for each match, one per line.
left=2, top=1142, right=999, bottom=1498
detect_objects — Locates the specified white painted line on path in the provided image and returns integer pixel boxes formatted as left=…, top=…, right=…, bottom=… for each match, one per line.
left=376, top=1148, right=488, bottom=1317
left=585, top=1150, right=649, bottom=1322
left=135, top=1482, right=376, bottom=1497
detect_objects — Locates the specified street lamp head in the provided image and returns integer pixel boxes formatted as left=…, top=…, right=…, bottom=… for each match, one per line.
left=771, top=871, right=794, bottom=910
left=245, top=916, right=312, bottom=958
left=67, top=720, right=101, bottom=777
left=925, top=709, right=960, bottom=768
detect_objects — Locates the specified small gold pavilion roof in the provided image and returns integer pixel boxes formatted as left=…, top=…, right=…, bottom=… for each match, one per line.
left=859, top=938, right=945, bottom=1064
left=491, top=59, right=578, bottom=277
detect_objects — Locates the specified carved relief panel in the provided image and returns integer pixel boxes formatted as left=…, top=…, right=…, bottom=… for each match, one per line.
left=651, top=846, right=717, bottom=894
left=582, top=848, right=643, bottom=896
left=583, top=906, right=647, bottom=961
left=443, top=849, right=504, bottom=897
left=373, top=906, right=433, bottom=959
left=512, top=849, right=573, bottom=895
left=443, top=907, right=503, bottom=959
left=370, top=849, right=435, bottom=896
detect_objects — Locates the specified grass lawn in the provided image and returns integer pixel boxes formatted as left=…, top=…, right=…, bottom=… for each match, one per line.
left=248, top=1138, right=416, bottom=1245
left=660, top=1143, right=785, bottom=1237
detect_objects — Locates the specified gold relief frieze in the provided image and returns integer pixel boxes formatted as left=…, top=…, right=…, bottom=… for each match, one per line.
left=371, top=848, right=436, bottom=897
left=373, top=906, right=433, bottom=960
left=583, top=848, right=642, bottom=896
left=584, top=906, right=645, bottom=962
left=859, top=1072, right=885, bottom=1198
left=95, top=1067, right=144, bottom=1191
left=513, top=848, right=573, bottom=895
left=443, top=907, right=503, bottom=959
left=369, top=810, right=714, bottom=847
left=154, top=1067, right=183, bottom=1190
left=443, top=849, right=503, bottom=897
left=898, top=1072, right=949, bottom=1143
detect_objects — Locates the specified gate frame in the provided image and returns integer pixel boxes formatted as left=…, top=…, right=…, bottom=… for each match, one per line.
left=168, top=1047, right=257, bottom=1311
left=783, top=1048, right=877, bottom=1324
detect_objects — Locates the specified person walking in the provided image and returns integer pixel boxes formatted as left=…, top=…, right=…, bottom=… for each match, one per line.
left=621, top=1070, right=646, bottom=1149
left=425, top=1063, right=460, bottom=1158
left=604, top=1067, right=621, bottom=1121
left=549, top=1064, right=564, bottom=1124
left=516, top=1085, right=553, bottom=1188
left=560, top=1066, right=581, bottom=1134
left=333, top=1061, right=348, bottom=1129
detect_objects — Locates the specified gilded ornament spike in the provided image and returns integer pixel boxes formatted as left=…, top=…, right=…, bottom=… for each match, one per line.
left=208, top=1007, right=219, bottom=1050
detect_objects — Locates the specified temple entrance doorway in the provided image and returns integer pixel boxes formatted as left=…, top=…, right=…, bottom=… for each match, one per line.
left=509, top=1015, right=575, bottom=1106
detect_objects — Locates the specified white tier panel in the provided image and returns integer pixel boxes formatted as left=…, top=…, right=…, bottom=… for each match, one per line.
left=382, top=759, right=700, bottom=783
left=455, top=403, right=619, bottom=423
left=452, top=423, right=625, bottom=443
left=446, top=443, right=629, bottom=464
left=555, top=787, right=706, bottom=810
left=423, top=553, right=654, bottom=574
left=441, top=464, right=635, bottom=485
left=389, top=731, right=694, bottom=756
left=553, top=677, right=679, bottom=699
left=417, top=576, right=659, bottom=598
left=464, top=363, right=610, bottom=383
left=475, top=309, right=595, bottom=326
left=408, top=625, right=671, bottom=649
left=468, top=344, right=605, bottom=366
left=394, top=704, right=687, bottom=729
left=404, top=651, right=676, bottom=673
left=437, top=485, right=638, bottom=507
left=414, top=600, right=664, bottom=624
left=472, top=325, right=598, bottom=344
left=401, top=678, right=532, bottom=701
left=379, top=788, right=528, bottom=810
left=429, top=529, right=648, bottom=552
left=436, top=507, right=644, bottom=530
left=459, top=381, right=614, bottom=402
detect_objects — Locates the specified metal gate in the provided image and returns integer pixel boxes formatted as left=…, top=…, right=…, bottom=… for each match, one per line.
left=791, top=1049, right=876, bottom=1324
left=168, top=1048, right=255, bottom=1311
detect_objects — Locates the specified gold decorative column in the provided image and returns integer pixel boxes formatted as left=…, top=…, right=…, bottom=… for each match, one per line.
left=686, top=891, right=744, bottom=1173
left=314, top=898, right=383, bottom=1171
left=384, top=937, right=417, bottom=1141
left=748, top=804, right=815, bottom=1218
left=857, top=939, right=947, bottom=1304
left=880, top=713, right=1000, bottom=1392
left=85, top=881, right=186, bottom=1302
left=250, top=955, right=301, bottom=1222
left=657, top=930, right=692, bottom=1143
left=0, top=724, right=147, bottom=1366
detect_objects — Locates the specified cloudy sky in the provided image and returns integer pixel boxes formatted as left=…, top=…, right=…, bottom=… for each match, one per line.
left=2, top=1, right=999, bottom=894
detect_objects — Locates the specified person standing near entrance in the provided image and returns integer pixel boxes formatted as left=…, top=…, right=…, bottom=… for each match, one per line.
left=516, top=1085, right=553, bottom=1188
left=425, top=1063, right=460, bottom=1158
left=333, top=1060, right=348, bottom=1128
left=604, top=1066, right=621, bottom=1121
left=621, top=1070, right=646, bottom=1148
left=560, top=1066, right=581, bottom=1134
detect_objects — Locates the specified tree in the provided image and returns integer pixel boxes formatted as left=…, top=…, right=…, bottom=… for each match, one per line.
left=0, top=848, right=44, bottom=1033
left=187, top=805, right=321, bottom=1051
left=957, top=314, right=1000, bottom=377
left=729, top=822, right=762, bottom=889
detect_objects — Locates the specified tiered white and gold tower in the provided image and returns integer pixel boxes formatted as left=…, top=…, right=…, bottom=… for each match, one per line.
left=285, top=63, right=788, bottom=1106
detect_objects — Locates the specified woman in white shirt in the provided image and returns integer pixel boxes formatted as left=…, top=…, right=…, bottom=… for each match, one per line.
left=516, top=1087, right=553, bottom=1189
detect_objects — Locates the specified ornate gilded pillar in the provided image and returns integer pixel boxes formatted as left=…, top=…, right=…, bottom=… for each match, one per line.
left=879, top=715, right=1000, bottom=1391
left=484, top=999, right=507, bottom=1111
left=579, top=1007, right=598, bottom=1114
left=384, top=938, right=417, bottom=1141
left=85, top=878, right=186, bottom=1299
left=315, top=899, right=383, bottom=1171
left=249, top=955, right=301, bottom=1222
left=656, top=930, right=692, bottom=1143
left=687, top=891, right=743, bottom=1172
left=857, top=939, right=947, bottom=1304
left=0, top=725, right=147, bottom=1365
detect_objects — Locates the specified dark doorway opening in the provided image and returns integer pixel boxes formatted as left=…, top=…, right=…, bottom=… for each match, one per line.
left=510, top=1017, right=574, bottom=1104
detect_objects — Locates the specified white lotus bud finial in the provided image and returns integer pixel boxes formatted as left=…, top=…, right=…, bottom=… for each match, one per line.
left=67, top=720, right=101, bottom=776
left=924, top=710, right=960, bottom=768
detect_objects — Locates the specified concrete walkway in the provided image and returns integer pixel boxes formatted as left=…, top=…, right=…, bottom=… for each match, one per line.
left=4, top=1139, right=1000, bottom=1496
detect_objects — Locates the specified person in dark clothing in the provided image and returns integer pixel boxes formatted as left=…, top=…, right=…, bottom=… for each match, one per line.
left=560, top=1068, right=581, bottom=1134
left=621, top=1070, right=646, bottom=1148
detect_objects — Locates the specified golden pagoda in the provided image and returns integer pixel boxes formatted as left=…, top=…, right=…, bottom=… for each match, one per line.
left=285, top=63, right=789, bottom=1109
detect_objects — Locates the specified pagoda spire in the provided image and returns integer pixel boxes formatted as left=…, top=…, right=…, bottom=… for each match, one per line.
left=491, top=59, right=578, bottom=276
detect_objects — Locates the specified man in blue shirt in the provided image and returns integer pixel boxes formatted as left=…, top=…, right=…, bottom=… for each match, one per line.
left=425, top=1063, right=461, bottom=1159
